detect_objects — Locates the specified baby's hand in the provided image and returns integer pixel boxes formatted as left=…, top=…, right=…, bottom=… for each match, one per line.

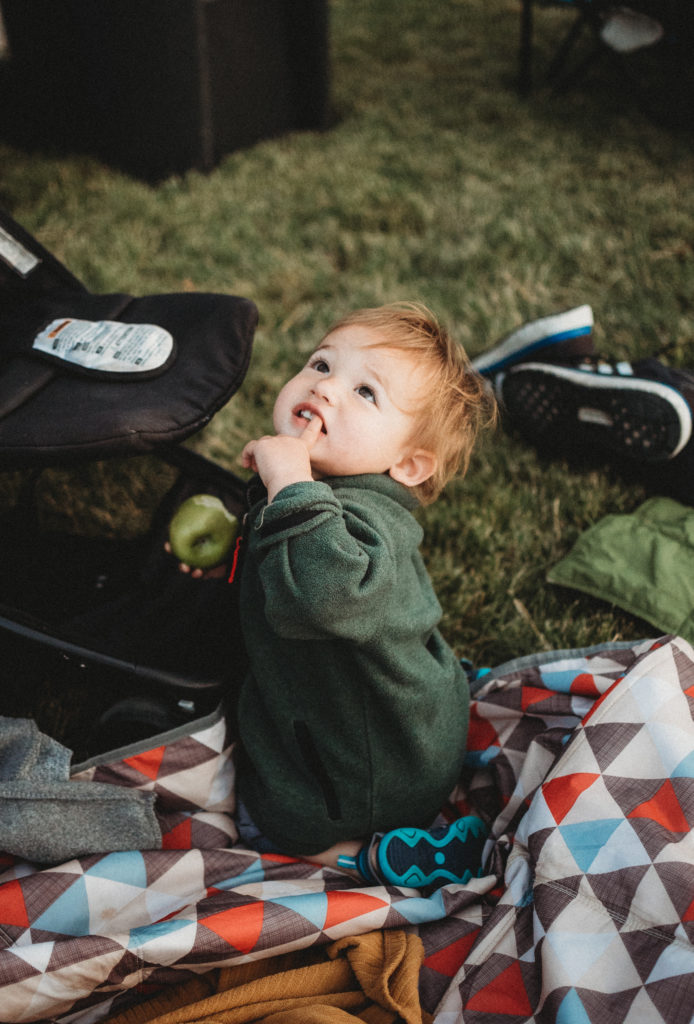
left=241, top=414, right=322, bottom=502
left=163, top=541, right=228, bottom=578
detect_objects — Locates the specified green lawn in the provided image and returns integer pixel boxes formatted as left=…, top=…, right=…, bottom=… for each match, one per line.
left=1, top=0, right=694, bottom=673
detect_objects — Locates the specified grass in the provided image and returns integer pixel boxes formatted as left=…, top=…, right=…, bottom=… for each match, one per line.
left=1, top=0, right=694, bottom=702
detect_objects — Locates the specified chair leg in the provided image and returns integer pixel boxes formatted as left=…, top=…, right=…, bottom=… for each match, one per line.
left=545, top=7, right=594, bottom=83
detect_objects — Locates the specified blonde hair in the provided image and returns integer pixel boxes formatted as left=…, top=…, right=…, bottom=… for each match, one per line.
left=323, top=302, right=496, bottom=504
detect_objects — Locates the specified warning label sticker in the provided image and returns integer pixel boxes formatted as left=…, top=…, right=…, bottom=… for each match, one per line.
left=33, top=318, right=175, bottom=375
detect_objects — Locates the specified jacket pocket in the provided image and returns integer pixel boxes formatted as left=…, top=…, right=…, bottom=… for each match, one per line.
left=293, top=720, right=342, bottom=821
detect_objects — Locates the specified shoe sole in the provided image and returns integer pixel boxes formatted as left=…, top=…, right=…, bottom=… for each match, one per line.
left=498, top=362, right=692, bottom=462
left=472, top=305, right=594, bottom=376
left=376, top=817, right=487, bottom=888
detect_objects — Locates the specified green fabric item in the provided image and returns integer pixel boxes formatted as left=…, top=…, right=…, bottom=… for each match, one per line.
left=548, top=496, right=694, bottom=644
left=236, top=473, right=469, bottom=855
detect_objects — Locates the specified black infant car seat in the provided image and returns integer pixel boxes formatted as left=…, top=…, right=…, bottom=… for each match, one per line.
left=0, top=209, right=257, bottom=758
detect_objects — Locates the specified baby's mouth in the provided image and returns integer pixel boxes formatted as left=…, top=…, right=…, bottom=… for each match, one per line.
left=296, top=408, right=327, bottom=433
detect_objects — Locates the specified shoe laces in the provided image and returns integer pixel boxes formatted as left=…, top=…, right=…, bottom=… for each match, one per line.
left=564, top=355, right=635, bottom=376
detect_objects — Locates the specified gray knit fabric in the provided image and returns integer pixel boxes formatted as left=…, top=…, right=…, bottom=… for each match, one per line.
left=0, top=717, right=161, bottom=863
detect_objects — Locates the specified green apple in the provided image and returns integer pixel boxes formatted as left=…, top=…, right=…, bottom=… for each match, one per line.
left=168, top=493, right=239, bottom=569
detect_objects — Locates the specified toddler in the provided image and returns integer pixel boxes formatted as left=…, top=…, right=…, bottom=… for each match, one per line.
left=232, top=301, right=495, bottom=888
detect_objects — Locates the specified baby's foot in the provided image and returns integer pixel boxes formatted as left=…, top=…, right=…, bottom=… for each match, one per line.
left=341, top=817, right=487, bottom=889
left=374, top=817, right=488, bottom=888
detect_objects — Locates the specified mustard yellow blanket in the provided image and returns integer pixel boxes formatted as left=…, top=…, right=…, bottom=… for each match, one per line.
left=105, top=930, right=431, bottom=1024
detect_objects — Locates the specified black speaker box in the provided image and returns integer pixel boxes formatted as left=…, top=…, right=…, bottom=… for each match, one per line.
left=0, top=0, right=329, bottom=181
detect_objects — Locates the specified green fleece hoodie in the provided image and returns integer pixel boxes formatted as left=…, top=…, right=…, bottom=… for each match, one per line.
left=236, top=473, right=469, bottom=855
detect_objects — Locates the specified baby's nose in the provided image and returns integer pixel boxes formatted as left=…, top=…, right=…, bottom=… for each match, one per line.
left=311, top=378, right=336, bottom=401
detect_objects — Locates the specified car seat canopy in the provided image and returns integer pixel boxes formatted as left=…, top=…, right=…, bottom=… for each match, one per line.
left=0, top=289, right=258, bottom=465
left=0, top=208, right=258, bottom=466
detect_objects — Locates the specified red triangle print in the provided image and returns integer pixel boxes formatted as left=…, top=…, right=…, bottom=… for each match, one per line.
left=467, top=703, right=499, bottom=751
left=123, top=746, right=166, bottom=781
left=582, top=677, right=622, bottom=725
left=0, top=878, right=29, bottom=928
left=201, top=902, right=264, bottom=953
left=263, top=852, right=302, bottom=865
left=323, top=890, right=388, bottom=930
left=570, top=672, right=601, bottom=697
left=521, top=685, right=553, bottom=711
left=628, top=780, right=690, bottom=833
left=465, top=959, right=533, bottom=1015
left=424, top=928, right=480, bottom=977
left=162, top=817, right=193, bottom=850
left=542, top=773, right=600, bottom=824
left=683, top=894, right=694, bottom=923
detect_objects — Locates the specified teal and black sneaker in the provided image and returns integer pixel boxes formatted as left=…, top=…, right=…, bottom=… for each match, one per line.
left=374, top=816, right=488, bottom=889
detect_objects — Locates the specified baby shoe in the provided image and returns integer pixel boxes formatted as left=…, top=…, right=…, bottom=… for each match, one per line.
left=374, top=816, right=488, bottom=889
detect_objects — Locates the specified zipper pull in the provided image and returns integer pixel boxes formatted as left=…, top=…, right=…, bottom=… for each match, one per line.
left=227, top=534, right=243, bottom=584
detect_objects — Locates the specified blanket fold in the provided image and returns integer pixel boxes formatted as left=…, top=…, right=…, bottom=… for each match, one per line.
left=103, top=930, right=430, bottom=1024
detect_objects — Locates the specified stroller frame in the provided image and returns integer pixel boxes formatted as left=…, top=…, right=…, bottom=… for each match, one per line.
left=0, top=209, right=257, bottom=758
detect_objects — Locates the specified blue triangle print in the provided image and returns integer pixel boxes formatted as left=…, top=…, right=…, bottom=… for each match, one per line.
left=213, top=861, right=267, bottom=889
left=547, top=930, right=614, bottom=979
left=559, top=819, right=622, bottom=872
left=128, top=916, right=194, bottom=950
left=33, top=876, right=90, bottom=936
left=540, top=669, right=584, bottom=694
left=672, top=748, right=694, bottom=778
left=391, top=888, right=447, bottom=925
left=86, top=851, right=147, bottom=888
left=587, top=819, right=651, bottom=874
left=270, top=893, right=328, bottom=931
left=557, top=988, right=592, bottom=1024
left=646, top=939, right=694, bottom=984
left=463, top=747, right=498, bottom=768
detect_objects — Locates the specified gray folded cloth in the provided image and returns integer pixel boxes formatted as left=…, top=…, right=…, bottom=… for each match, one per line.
left=0, top=717, right=161, bottom=863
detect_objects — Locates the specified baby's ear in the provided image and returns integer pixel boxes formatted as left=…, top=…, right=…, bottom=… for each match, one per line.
left=389, top=449, right=437, bottom=489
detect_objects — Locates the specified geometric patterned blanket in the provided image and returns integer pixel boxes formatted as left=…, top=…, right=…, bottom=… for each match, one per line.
left=0, top=635, right=692, bottom=1023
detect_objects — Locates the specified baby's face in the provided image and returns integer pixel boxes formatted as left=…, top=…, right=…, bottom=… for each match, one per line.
left=273, top=325, right=424, bottom=480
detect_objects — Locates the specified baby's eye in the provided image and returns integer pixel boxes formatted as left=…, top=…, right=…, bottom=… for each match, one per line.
left=356, top=384, right=376, bottom=403
left=310, top=357, right=329, bottom=373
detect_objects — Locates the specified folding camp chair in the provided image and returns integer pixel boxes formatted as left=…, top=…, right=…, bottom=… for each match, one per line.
left=517, top=0, right=664, bottom=96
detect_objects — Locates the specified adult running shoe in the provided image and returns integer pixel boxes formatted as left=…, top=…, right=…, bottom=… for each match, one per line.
left=496, top=357, right=694, bottom=463
left=472, top=305, right=594, bottom=376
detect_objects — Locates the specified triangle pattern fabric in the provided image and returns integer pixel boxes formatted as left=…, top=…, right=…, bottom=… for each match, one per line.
left=533, top=875, right=584, bottom=933
left=3, top=636, right=694, bottom=1023
left=558, top=819, right=623, bottom=873
left=0, top=879, right=30, bottom=929
left=424, top=928, right=480, bottom=977
left=627, top=778, right=691, bottom=833
left=622, top=986, right=671, bottom=1024
left=123, top=746, right=166, bottom=781
left=199, top=901, right=265, bottom=954
left=646, top=974, right=694, bottom=1024
left=583, top=721, right=645, bottom=772
left=541, top=773, right=600, bottom=824
left=584, top=865, right=651, bottom=921
left=2, top=946, right=53, bottom=980
left=465, top=956, right=535, bottom=1016
left=323, top=890, right=390, bottom=932
left=554, top=987, right=594, bottom=1024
